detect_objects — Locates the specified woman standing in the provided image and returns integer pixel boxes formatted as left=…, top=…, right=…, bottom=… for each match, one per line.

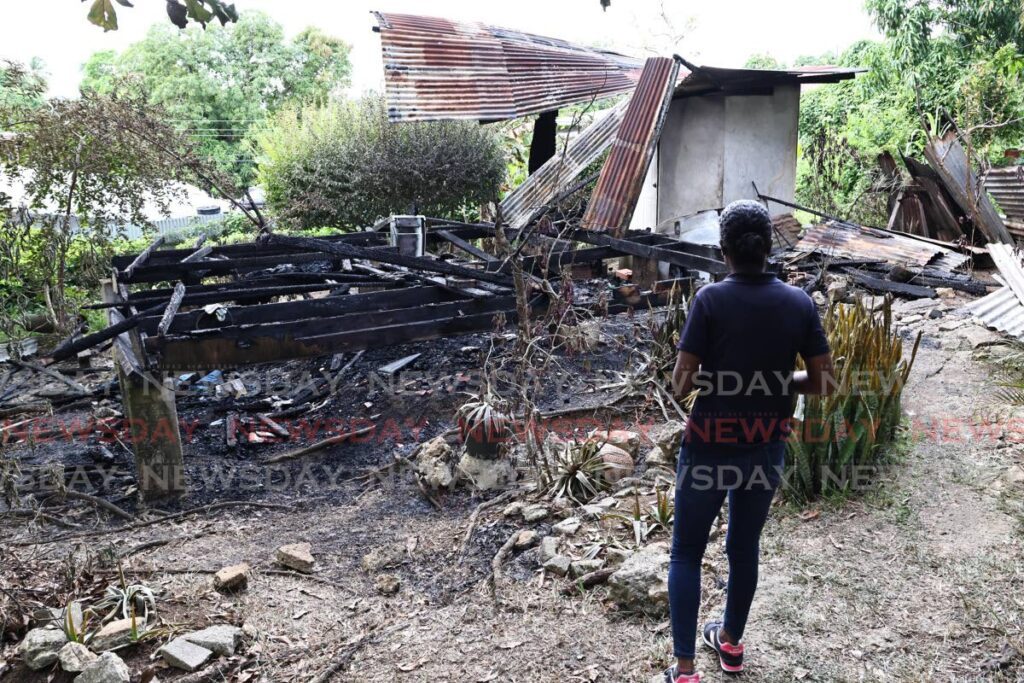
left=664, top=200, right=834, bottom=682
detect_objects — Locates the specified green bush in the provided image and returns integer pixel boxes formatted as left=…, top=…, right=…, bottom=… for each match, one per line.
left=256, top=96, right=506, bottom=230
left=785, top=298, right=920, bottom=504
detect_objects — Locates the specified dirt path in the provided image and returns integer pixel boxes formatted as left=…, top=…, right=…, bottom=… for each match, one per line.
left=3, top=316, right=1022, bottom=682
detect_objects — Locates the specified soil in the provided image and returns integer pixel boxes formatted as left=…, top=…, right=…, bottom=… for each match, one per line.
left=2, top=294, right=1023, bottom=682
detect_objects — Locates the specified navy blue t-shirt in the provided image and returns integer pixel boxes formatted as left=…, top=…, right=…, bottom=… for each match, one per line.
left=677, top=272, right=830, bottom=452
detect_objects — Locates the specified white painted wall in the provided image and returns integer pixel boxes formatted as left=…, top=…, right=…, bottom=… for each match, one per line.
left=655, top=84, right=800, bottom=235
left=627, top=147, right=659, bottom=232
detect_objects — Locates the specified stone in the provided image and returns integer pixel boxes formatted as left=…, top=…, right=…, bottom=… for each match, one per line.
left=502, top=501, right=524, bottom=517
left=416, top=436, right=455, bottom=489
left=161, top=638, right=213, bottom=672
left=213, top=563, right=250, bottom=592
left=543, top=555, right=571, bottom=576
left=604, top=547, right=633, bottom=567
left=538, top=535, right=560, bottom=562
left=19, top=627, right=67, bottom=670
left=360, top=545, right=405, bottom=573
left=552, top=517, right=582, bottom=536
left=588, top=429, right=641, bottom=455
left=826, top=279, right=848, bottom=303
left=928, top=308, right=944, bottom=319
left=936, top=287, right=955, bottom=298
left=75, top=652, right=130, bottom=683
left=522, top=504, right=550, bottom=523
left=648, top=421, right=685, bottom=459
left=181, top=625, right=243, bottom=656
left=374, top=574, right=401, bottom=596
left=598, top=444, right=635, bottom=484
left=644, top=446, right=674, bottom=469
left=514, top=529, right=538, bottom=549
left=89, top=617, right=144, bottom=652
left=457, top=452, right=515, bottom=491
left=938, top=318, right=967, bottom=332
left=811, top=291, right=827, bottom=307
left=276, top=543, right=315, bottom=573
left=570, top=559, right=605, bottom=578
left=961, top=325, right=1002, bottom=350
left=58, top=642, right=97, bottom=673
left=900, top=314, right=923, bottom=325
left=608, top=542, right=671, bottom=615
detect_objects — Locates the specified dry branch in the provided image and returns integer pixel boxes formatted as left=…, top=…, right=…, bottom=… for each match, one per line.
left=261, top=426, right=376, bottom=464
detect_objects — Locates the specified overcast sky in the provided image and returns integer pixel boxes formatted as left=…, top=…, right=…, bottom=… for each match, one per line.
left=1, top=0, right=879, bottom=98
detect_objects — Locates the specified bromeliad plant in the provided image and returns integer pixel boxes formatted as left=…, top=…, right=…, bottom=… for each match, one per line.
left=541, top=439, right=610, bottom=505
left=786, top=297, right=920, bottom=503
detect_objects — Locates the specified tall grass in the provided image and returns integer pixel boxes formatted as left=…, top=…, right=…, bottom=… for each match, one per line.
left=785, top=298, right=920, bottom=503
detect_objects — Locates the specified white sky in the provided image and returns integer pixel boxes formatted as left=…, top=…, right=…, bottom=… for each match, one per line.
left=1, top=0, right=879, bottom=99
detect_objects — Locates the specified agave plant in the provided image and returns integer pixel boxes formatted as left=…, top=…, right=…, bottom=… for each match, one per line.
left=543, top=439, right=610, bottom=505
left=93, top=564, right=157, bottom=624
left=456, top=394, right=512, bottom=459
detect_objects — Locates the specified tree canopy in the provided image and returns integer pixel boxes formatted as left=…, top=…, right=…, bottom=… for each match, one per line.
left=81, top=12, right=351, bottom=185
left=256, top=97, right=507, bottom=230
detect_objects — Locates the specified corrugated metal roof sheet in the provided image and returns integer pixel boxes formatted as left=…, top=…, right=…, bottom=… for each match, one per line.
left=793, top=223, right=970, bottom=269
left=967, top=244, right=1024, bottom=341
left=967, top=286, right=1024, bottom=341
left=984, top=165, right=1024, bottom=219
left=500, top=101, right=627, bottom=231
left=581, top=57, right=680, bottom=235
left=374, top=12, right=643, bottom=122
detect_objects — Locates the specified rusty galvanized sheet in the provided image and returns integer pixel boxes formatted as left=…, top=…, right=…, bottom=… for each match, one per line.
left=374, top=12, right=642, bottom=122
left=582, top=57, right=680, bottom=236
left=989, top=244, right=1024, bottom=308
left=924, top=131, right=1013, bottom=244
left=793, top=223, right=969, bottom=270
left=500, top=101, right=627, bottom=231
left=984, top=165, right=1024, bottom=220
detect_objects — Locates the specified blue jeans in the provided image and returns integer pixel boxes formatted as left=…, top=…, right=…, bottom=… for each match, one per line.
left=668, top=442, right=784, bottom=658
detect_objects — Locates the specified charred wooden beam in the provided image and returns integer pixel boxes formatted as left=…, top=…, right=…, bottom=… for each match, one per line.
left=122, top=236, right=165, bottom=281
left=262, top=233, right=514, bottom=287
left=136, top=286, right=462, bottom=336
left=436, top=229, right=497, bottom=262
left=843, top=268, right=936, bottom=298
left=156, top=283, right=186, bottom=337
left=568, top=229, right=728, bottom=274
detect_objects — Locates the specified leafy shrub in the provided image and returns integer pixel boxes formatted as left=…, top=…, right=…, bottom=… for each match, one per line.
left=256, top=96, right=506, bottom=230
left=785, top=298, right=920, bottom=503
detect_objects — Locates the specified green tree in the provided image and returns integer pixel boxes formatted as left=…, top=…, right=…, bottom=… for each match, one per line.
left=0, top=87, right=239, bottom=330
left=744, top=54, right=786, bottom=70
left=81, top=12, right=351, bottom=185
left=256, top=97, right=507, bottom=230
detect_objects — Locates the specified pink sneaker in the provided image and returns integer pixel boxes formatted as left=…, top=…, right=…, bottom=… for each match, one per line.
left=663, top=664, right=701, bottom=682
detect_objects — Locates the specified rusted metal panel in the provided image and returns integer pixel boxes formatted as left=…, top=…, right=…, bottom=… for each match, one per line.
left=968, top=287, right=1024, bottom=341
left=984, top=165, right=1024, bottom=220
left=374, top=12, right=642, bottom=122
left=793, top=223, right=969, bottom=269
left=500, top=101, right=627, bottom=231
left=924, top=131, right=1013, bottom=244
left=582, top=57, right=681, bottom=236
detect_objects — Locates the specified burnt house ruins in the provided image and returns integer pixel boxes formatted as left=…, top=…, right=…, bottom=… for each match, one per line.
left=58, top=12, right=1003, bottom=498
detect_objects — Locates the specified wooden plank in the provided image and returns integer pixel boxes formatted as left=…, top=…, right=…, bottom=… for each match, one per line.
left=122, top=236, right=165, bottom=280
left=843, top=269, right=936, bottom=298
left=137, top=286, right=460, bottom=336
left=568, top=229, right=728, bottom=274
left=263, top=233, right=515, bottom=287
left=181, top=245, right=213, bottom=263
left=436, top=229, right=497, bottom=262
left=156, top=283, right=186, bottom=337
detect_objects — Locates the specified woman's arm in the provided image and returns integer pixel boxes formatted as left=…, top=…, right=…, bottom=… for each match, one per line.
left=671, top=350, right=702, bottom=397
left=792, top=353, right=836, bottom=395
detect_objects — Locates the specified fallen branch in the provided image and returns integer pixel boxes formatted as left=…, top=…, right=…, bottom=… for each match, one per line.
left=561, top=567, right=615, bottom=594
left=261, top=426, right=376, bottom=464
left=310, top=625, right=402, bottom=683
left=61, top=490, right=134, bottom=521
left=488, top=529, right=521, bottom=599
left=4, top=358, right=88, bottom=394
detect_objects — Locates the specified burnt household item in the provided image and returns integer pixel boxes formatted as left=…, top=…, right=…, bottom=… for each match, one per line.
left=389, top=215, right=427, bottom=257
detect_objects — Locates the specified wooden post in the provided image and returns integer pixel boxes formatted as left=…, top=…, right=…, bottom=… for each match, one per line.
left=102, top=279, right=187, bottom=499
